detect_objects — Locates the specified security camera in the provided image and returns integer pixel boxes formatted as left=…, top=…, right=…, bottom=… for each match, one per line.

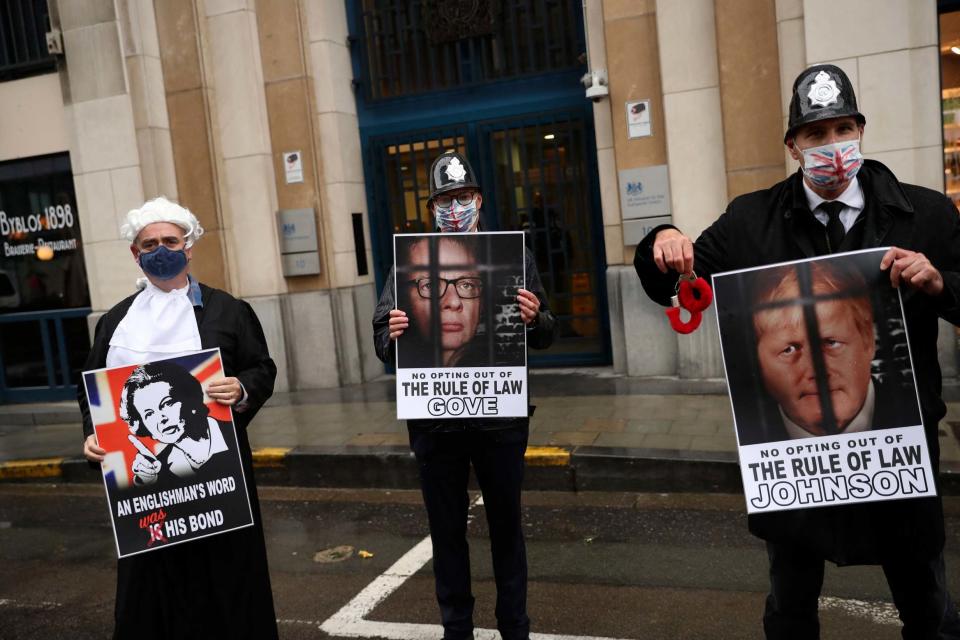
left=581, top=69, right=609, bottom=102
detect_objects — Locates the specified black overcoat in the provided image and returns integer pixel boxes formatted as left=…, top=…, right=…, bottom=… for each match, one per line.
left=78, top=282, right=279, bottom=639
left=634, top=160, right=960, bottom=565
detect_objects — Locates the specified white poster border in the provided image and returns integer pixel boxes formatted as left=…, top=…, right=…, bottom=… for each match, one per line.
left=393, top=231, right=529, bottom=421
left=711, top=247, right=935, bottom=514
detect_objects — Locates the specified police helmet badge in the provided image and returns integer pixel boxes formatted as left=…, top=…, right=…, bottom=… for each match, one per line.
left=445, top=158, right=467, bottom=183
left=807, top=71, right=840, bottom=108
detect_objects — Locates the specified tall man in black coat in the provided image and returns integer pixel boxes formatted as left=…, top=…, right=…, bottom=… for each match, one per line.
left=635, top=64, right=960, bottom=638
left=373, top=151, right=557, bottom=640
left=78, top=197, right=278, bottom=639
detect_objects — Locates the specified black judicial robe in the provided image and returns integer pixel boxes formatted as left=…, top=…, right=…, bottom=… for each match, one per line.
left=78, top=282, right=278, bottom=640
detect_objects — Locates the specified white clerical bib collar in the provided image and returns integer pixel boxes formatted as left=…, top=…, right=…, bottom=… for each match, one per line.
left=780, top=380, right=875, bottom=440
left=107, top=277, right=202, bottom=368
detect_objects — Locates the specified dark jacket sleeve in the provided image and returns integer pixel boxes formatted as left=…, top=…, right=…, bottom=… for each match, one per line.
left=78, top=314, right=108, bottom=440
left=633, top=211, right=735, bottom=306
left=232, top=299, right=277, bottom=421
left=523, top=246, right=558, bottom=350
left=372, top=267, right=397, bottom=364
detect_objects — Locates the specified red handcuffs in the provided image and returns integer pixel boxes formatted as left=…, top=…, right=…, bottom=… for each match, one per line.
left=665, top=273, right=713, bottom=334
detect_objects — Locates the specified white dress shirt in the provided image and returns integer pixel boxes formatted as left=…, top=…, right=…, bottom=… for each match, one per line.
left=802, top=176, right=865, bottom=233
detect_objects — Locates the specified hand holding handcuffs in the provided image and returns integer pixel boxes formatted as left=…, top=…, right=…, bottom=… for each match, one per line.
left=665, top=272, right=713, bottom=334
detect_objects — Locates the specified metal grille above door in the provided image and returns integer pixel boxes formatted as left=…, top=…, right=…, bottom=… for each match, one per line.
left=367, top=128, right=469, bottom=278
left=359, top=0, right=582, bottom=100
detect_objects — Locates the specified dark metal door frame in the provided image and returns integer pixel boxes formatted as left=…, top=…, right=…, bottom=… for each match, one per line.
left=347, top=0, right=611, bottom=366
left=0, top=307, right=90, bottom=403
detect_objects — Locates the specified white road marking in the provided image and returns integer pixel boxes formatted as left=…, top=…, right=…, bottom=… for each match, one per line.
left=320, top=495, right=635, bottom=640
left=0, top=598, right=62, bottom=610
left=819, top=596, right=901, bottom=627
left=317, top=495, right=902, bottom=638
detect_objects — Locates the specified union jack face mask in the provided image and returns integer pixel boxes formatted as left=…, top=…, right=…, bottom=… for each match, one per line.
left=799, top=137, right=863, bottom=189
left=434, top=197, right=479, bottom=232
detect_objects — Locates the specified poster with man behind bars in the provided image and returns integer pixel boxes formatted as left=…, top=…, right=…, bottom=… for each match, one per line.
left=713, top=248, right=935, bottom=514
left=394, top=231, right=527, bottom=420
left=83, top=348, right=253, bottom=557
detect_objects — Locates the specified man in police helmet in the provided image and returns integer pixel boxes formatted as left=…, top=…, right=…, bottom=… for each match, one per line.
left=635, top=64, right=960, bottom=637
left=372, top=151, right=557, bottom=640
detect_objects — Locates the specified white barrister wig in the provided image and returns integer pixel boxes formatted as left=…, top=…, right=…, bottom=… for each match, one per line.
left=120, top=196, right=205, bottom=247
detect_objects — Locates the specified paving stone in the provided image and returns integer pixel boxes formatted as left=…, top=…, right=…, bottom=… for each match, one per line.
left=623, top=419, right=673, bottom=434
left=689, top=434, right=738, bottom=452
left=640, top=434, right=694, bottom=450
left=581, top=417, right=626, bottom=433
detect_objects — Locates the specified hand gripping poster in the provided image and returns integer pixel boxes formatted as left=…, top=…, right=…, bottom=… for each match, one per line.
left=83, top=348, right=254, bottom=557
left=394, top=231, right=528, bottom=420
left=713, top=249, right=935, bottom=514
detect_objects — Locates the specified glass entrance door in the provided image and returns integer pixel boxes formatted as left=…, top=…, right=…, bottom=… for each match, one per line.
left=479, top=111, right=607, bottom=364
left=368, top=110, right=609, bottom=366
left=367, top=127, right=469, bottom=281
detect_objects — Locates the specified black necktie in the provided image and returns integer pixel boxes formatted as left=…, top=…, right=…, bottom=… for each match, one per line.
left=820, top=201, right=845, bottom=252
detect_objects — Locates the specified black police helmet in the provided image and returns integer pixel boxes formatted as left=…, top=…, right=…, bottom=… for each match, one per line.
left=428, top=151, right=480, bottom=202
left=784, top=64, right=865, bottom=143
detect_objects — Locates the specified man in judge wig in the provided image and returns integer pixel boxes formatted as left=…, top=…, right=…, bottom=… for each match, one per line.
left=78, top=197, right=278, bottom=639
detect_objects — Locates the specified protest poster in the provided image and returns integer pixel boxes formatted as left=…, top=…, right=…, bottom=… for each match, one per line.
left=713, top=248, right=936, bottom=514
left=394, top=231, right=528, bottom=420
left=83, top=348, right=254, bottom=557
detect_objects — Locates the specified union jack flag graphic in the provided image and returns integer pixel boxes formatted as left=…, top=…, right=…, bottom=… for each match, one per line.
left=805, top=142, right=862, bottom=185
left=84, top=349, right=231, bottom=490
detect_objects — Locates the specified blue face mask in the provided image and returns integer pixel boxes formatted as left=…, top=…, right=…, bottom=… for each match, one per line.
left=138, top=245, right=189, bottom=280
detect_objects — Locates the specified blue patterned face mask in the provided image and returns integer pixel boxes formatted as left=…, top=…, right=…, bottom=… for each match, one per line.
left=138, top=245, right=188, bottom=280
left=434, top=198, right=479, bottom=232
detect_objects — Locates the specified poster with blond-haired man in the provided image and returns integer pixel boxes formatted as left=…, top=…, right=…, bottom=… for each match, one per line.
left=713, top=248, right=935, bottom=514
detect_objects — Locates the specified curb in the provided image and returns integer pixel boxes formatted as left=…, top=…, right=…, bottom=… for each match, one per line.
left=2, top=447, right=958, bottom=495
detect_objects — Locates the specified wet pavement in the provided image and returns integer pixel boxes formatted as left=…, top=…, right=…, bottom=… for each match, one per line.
left=3, top=484, right=959, bottom=639
left=2, top=369, right=960, bottom=474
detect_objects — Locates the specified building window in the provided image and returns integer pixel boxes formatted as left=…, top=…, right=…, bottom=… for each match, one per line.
left=358, top=0, right=583, bottom=100
left=0, top=0, right=57, bottom=82
left=941, top=7, right=960, bottom=208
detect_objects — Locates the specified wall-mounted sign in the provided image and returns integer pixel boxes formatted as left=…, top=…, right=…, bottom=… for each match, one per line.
left=623, top=216, right=673, bottom=246
left=277, top=208, right=320, bottom=276
left=283, top=151, right=303, bottom=184
left=619, top=164, right=672, bottom=245
left=626, top=100, right=652, bottom=138
left=619, top=164, right=670, bottom=220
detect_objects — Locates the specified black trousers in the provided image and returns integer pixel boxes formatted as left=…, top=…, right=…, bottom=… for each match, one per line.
left=763, top=542, right=960, bottom=639
left=409, top=426, right=530, bottom=640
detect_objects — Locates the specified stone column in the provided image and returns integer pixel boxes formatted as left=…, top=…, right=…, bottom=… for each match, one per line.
left=154, top=0, right=231, bottom=294
left=599, top=0, right=678, bottom=376
left=775, top=0, right=805, bottom=175
left=803, top=0, right=942, bottom=190
left=654, top=0, right=726, bottom=378
left=303, top=0, right=371, bottom=291
left=715, top=0, right=784, bottom=199
left=116, top=0, right=177, bottom=201
left=298, top=0, right=382, bottom=386
left=54, top=0, right=145, bottom=313
left=202, top=0, right=285, bottom=298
